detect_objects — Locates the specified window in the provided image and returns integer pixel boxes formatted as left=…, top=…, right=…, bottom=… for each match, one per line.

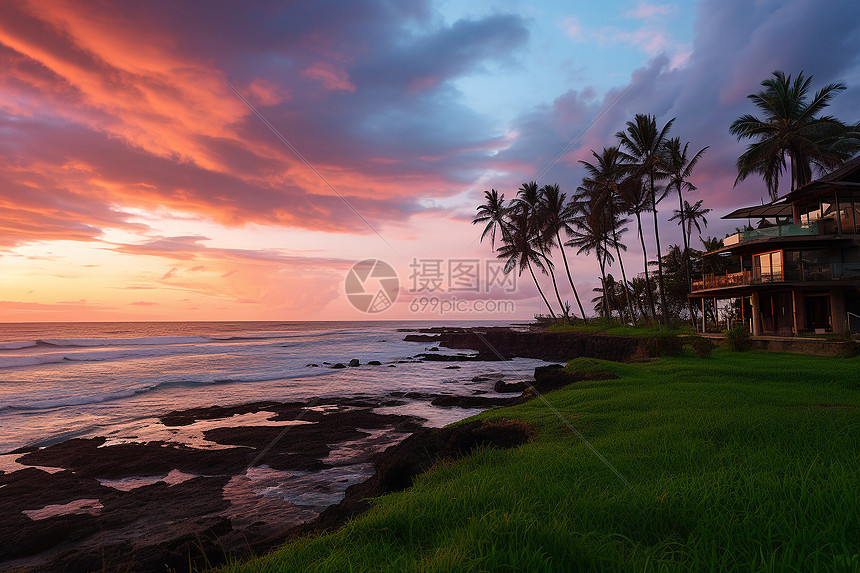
left=754, top=250, right=783, bottom=282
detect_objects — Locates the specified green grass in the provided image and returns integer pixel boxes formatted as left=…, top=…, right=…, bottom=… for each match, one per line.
left=547, top=320, right=695, bottom=338
left=223, top=350, right=860, bottom=572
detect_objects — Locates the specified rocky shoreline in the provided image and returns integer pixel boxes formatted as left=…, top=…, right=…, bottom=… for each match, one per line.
left=0, top=326, right=611, bottom=572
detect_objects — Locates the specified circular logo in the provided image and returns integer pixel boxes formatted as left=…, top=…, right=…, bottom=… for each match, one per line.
left=345, top=259, right=399, bottom=313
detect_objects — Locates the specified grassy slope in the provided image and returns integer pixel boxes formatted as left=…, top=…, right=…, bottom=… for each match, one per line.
left=224, top=350, right=860, bottom=572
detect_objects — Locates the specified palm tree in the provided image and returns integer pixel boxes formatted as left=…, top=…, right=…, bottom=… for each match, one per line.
left=592, top=274, right=621, bottom=319
left=730, top=70, right=859, bottom=200
left=472, top=189, right=508, bottom=248
left=629, top=276, right=654, bottom=322
left=567, top=195, right=614, bottom=319
left=539, top=184, right=587, bottom=322
left=495, top=207, right=557, bottom=320
left=514, top=181, right=568, bottom=322
left=617, top=114, right=675, bottom=324
left=664, top=137, right=707, bottom=323
left=579, top=148, right=636, bottom=324
left=676, top=199, right=712, bottom=240
left=616, top=176, right=656, bottom=322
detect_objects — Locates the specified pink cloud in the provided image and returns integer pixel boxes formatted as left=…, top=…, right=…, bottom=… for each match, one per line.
left=624, top=3, right=678, bottom=20
left=301, top=62, right=356, bottom=92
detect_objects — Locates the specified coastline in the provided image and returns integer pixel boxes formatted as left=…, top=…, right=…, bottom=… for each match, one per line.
left=0, top=325, right=548, bottom=573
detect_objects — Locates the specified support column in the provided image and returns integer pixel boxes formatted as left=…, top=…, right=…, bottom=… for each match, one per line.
left=701, top=298, right=706, bottom=333
left=830, top=288, right=846, bottom=334
left=750, top=291, right=762, bottom=336
left=792, top=289, right=806, bottom=336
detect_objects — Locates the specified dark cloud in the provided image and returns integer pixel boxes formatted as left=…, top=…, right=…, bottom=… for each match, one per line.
left=0, top=0, right=529, bottom=246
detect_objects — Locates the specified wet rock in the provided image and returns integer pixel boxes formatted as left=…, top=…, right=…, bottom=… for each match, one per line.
left=403, top=334, right=440, bottom=342
left=531, top=364, right=619, bottom=393
left=368, top=360, right=382, bottom=366
left=348, top=359, right=360, bottom=367
left=3, top=403, right=426, bottom=571
left=16, top=437, right=253, bottom=478
left=298, top=419, right=536, bottom=534
left=415, top=353, right=480, bottom=362
left=444, top=365, right=461, bottom=369
left=471, top=376, right=490, bottom=382
left=160, top=401, right=307, bottom=427
left=438, top=327, right=641, bottom=362
left=494, top=380, right=528, bottom=393
left=429, top=395, right=521, bottom=408
left=332, top=363, right=346, bottom=369
left=306, top=363, right=319, bottom=367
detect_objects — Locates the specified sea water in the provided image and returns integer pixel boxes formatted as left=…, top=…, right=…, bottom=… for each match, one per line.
left=0, top=321, right=546, bottom=458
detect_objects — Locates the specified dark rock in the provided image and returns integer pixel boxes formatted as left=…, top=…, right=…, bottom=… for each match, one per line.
left=438, top=327, right=641, bottom=362
left=368, top=360, right=382, bottom=366
left=403, top=334, right=440, bottom=342
left=430, top=395, right=522, bottom=408
left=444, top=365, right=461, bottom=369
left=16, top=437, right=253, bottom=478
left=3, top=403, right=426, bottom=571
left=531, top=364, right=619, bottom=393
left=471, top=376, right=490, bottom=382
left=332, top=363, right=346, bottom=369
left=494, top=380, right=528, bottom=393
left=348, top=359, right=360, bottom=367
left=296, top=419, right=536, bottom=535
left=160, top=401, right=306, bottom=427
left=415, top=353, right=480, bottom=362
left=428, top=346, right=439, bottom=351
left=306, top=363, right=319, bottom=367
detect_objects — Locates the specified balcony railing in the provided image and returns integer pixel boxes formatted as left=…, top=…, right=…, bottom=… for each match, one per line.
left=722, top=222, right=819, bottom=247
left=691, top=262, right=860, bottom=292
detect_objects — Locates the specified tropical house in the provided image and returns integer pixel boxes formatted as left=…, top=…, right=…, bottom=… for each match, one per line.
left=690, top=156, right=860, bottom=335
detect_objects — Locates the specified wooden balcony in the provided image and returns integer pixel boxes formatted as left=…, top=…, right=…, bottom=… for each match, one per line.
left=691, top=263, right=860, bottom=292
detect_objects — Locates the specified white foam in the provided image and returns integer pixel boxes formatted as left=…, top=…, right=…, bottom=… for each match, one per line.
left=40, top=336, right=213, bottom=347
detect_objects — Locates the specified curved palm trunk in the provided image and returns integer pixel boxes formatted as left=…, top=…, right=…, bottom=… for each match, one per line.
left=527, top=260, right=556, bottom=321
left=650, top=174, right=669, bottom=325
left=596, top=250, right=610, bottom=320
left=545, top=257, right=569, bottom=323
left=608, top=201, right=635, bottom=325
left=613, top=241, right=634, bottom=325
left=556, top=231, right=587, bottom=322
left=676, top=185, right=696, bottom=325
left=635, top=211, right=656, bottom=322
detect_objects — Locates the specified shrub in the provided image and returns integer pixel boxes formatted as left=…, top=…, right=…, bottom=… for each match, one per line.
left=639, top=332, right=683, bottom=358
left=842, top=333, right=860, bottom=358
left=724, top=324, right=752, bottom=352
left=689, top=335, right=715, bottom=358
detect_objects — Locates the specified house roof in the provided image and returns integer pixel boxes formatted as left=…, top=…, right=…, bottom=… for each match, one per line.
left=721, top=202, right=792, bottom=220
left=782, top=154, right=860, bottom=202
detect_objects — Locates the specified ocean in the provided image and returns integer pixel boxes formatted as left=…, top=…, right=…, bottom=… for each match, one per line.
left=0, top=320, right=546, bottom=466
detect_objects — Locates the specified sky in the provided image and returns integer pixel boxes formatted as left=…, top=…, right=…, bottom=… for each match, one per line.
left=1, top=0, right=859, bottom=322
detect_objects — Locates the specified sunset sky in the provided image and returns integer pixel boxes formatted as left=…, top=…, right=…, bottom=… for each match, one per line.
left=1, top=0, right=859, bottom=321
